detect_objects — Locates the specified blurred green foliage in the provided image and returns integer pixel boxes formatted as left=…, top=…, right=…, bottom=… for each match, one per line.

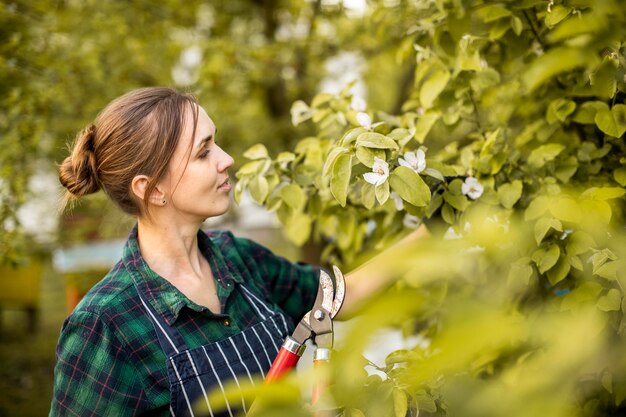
left=3, top=0, right=405, bottom=256
left=233, top=0, right=626, bottom=415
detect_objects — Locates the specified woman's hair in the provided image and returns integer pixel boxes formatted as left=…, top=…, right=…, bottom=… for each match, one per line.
left=59, top=87, right=199, bottom=216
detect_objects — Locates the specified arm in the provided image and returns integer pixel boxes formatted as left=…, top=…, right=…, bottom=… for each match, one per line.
left=337, top=224, right=430, bottom=319
left=49, top=311, right=146, bottom=416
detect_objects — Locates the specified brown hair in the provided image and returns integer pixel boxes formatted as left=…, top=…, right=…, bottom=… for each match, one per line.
left=59, top=87, right=199, bottom=216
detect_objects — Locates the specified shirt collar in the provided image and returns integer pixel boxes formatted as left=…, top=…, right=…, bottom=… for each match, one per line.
left=123, top=224, right=243, bottom=325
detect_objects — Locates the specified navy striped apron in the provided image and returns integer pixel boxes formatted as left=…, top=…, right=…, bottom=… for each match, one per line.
left=137, top=284, right=293, bottom=417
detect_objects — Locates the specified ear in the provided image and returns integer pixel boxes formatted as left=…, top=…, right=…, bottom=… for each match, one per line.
left=131, top=175, right=166, bottom=206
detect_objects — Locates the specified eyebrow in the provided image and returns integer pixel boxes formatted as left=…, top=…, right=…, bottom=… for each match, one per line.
left=195, top=129, right=217, bottom=151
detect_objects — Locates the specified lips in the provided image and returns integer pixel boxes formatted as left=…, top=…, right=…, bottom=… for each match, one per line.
left=218, top=178, right=231, bottom=191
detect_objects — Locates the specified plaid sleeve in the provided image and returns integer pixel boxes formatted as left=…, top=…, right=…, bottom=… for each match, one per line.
left=230, top=234, right=321, bottom=321
left=49, top=311, right=147, bottom=416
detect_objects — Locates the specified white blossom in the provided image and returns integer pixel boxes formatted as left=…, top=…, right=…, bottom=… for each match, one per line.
left=363, top=157, right=389, bottom=186
left=461, top=176, right=484, bottom=200
left=390, top=192, right=404, bottom=211
left=350, top=96, right=367, bottom=112
left=403, top=214, right=422, bottom=229
left=398, top=150, right=426, bottom=174
left=444, top=226, right=462, bottom=240
left=356, top=112, right=372, bottom=129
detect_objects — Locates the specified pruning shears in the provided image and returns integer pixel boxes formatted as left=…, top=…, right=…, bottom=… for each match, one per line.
left=265, top=266, right=346, bottom=395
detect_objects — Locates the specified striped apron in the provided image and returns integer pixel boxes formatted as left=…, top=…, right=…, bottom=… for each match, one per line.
left=137, top=284, right=293, bottom=417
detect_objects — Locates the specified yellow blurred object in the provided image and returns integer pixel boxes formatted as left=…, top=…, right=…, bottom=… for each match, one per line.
left=0, top=259, right=43, bottom=331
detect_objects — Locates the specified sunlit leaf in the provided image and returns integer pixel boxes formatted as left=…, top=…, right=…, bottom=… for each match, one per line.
left=243, top=144, right=269, bottom=160
left=532, top=243, right=560, bottom=274
left=522, top=47, right=596, bottom=92
left=497, top=180, right=523, bottom=209
left=389, top=166, right=431, bottom=207
left=597, top=288, right=621, bottom=311
left=330, top=154, right=353, bottom=207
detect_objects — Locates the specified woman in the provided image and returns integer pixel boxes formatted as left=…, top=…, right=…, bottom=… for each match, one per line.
left=50, top=87, right=425, bottom=416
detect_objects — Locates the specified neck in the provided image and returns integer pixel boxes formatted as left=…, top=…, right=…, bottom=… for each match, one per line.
left=136, top=217, right=205, bottom=281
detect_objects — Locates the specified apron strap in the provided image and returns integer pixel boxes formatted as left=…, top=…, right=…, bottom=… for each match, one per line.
left=136, top=289, right=190, bottom=356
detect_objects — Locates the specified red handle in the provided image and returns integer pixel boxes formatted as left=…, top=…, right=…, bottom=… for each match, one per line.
left=265, top=337, right=305, bottom=382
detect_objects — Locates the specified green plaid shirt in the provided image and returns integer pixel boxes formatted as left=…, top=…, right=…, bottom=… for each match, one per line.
left=49, top=226, right=320, bottom=416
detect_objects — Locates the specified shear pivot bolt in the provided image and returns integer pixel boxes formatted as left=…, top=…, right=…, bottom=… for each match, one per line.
left=313, top=309, right=325, bottom=321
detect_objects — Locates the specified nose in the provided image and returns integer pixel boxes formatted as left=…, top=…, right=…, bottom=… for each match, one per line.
left=217, top=145, right=235, bottom=172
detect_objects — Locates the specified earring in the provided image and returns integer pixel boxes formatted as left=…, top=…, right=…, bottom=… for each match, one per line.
left=162, top=198, right=166, bottom=205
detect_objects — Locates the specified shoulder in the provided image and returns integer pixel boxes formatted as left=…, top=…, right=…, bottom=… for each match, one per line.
left=71, top=260, right=137, bottom=321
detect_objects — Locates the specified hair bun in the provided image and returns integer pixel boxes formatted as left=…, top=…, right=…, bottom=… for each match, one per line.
left=59, top=124, right=101, bottom=198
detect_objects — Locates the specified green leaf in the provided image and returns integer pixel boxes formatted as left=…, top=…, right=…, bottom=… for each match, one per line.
left=547, top=12, right=605, bottom=43
left=549, top=197, right=581, bottom=223
left=237, top=159, right=269, bottom=177
left=595, top=261, right=619, bottom=281
left=534, top=217, right=563, bottom=244
left=497, top=180, right=523, bottom=209
left=614, top=168, right=626, bottom=186
left=355, top=147, right=386, bottom=168
left=572, top=101, right=609, bottom=124
left=361, top=182, right=375, bottom=209
left=422, top=168, right=445, bottom=182
left=276, top=152, right=295, bottom=166
left=443, top=191, right=469, bottom=211
left=441, top=203, right=456, bottom=224
left=356, top=132, right=399, bottom=150
left=581, top=187, right=626, bottom=201
left=415, top=390, right=438, bottom=413
left=234, top=178, right=247, bottom=205
left=508, top=259, right=533, bottom=286
left=511, top=15, right=523, bottom=35
left=568, top=254, right=583, bottom=271
left=595, top=104, right=626, bottom=137
left=528, top=144, right=565, bottom=168
left=590, top=249, right=618, bottom=273
left=420, top=65, right=451, bottom=109
left=470, top=68, right=501, bottom=93
left=522, top=47, right=596, bottom=92
left=476, top=4, right=511, bottom=22
left=346, top=408, right=366, bottom=417
left=566, top=231, right=596, bottom=255
left=284, top=213, right=311, bottom=246
left=249, top=175, right=269, bottom=204
left=389, top=166, right=431, bottom=207
left=544, top=5, right=571, bottom=28
left=280, top=184, right=306, bottom=211
left=525, top=196, right=549, bottom=220
left=414, top=112, right=440, bottom=144
left=243, top=144, right=269, bottom=160
left=387, top=128, right=413, bottom=148
left=555, top=156, right=578, bottom=183
left=290, top=100, right=312, bottom=126
left=339, top=127, right=368, bottom=146
left=322, top=147, right=348, bottom=178
left=393, top=388, right=408, bottom=417
left=311, top=92, right=334, bottom=108
left=546, top=99, right=576, bottom=124
left=330, top=154, right=353, bottom=207
left=580, top=199, right=612, bottom=224
left=375, top=181, right=390, bottom=205
left=546, top=255, right=570, bottom=286
left=561, top=281, right=603, bottom=311
left=532, top=243, right=560, bottom=274
left=597, top=289, right=622, bottom=312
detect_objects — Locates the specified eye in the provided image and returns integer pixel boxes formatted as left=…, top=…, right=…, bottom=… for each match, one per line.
left=198, top=149, right=210, bottom=159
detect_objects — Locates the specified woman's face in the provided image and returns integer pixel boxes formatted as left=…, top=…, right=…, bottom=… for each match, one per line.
left=161, top=104, right=234, bottom=223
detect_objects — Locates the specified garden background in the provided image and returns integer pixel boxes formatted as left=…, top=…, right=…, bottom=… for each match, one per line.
left=1, top=0, right=626, bottom=416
